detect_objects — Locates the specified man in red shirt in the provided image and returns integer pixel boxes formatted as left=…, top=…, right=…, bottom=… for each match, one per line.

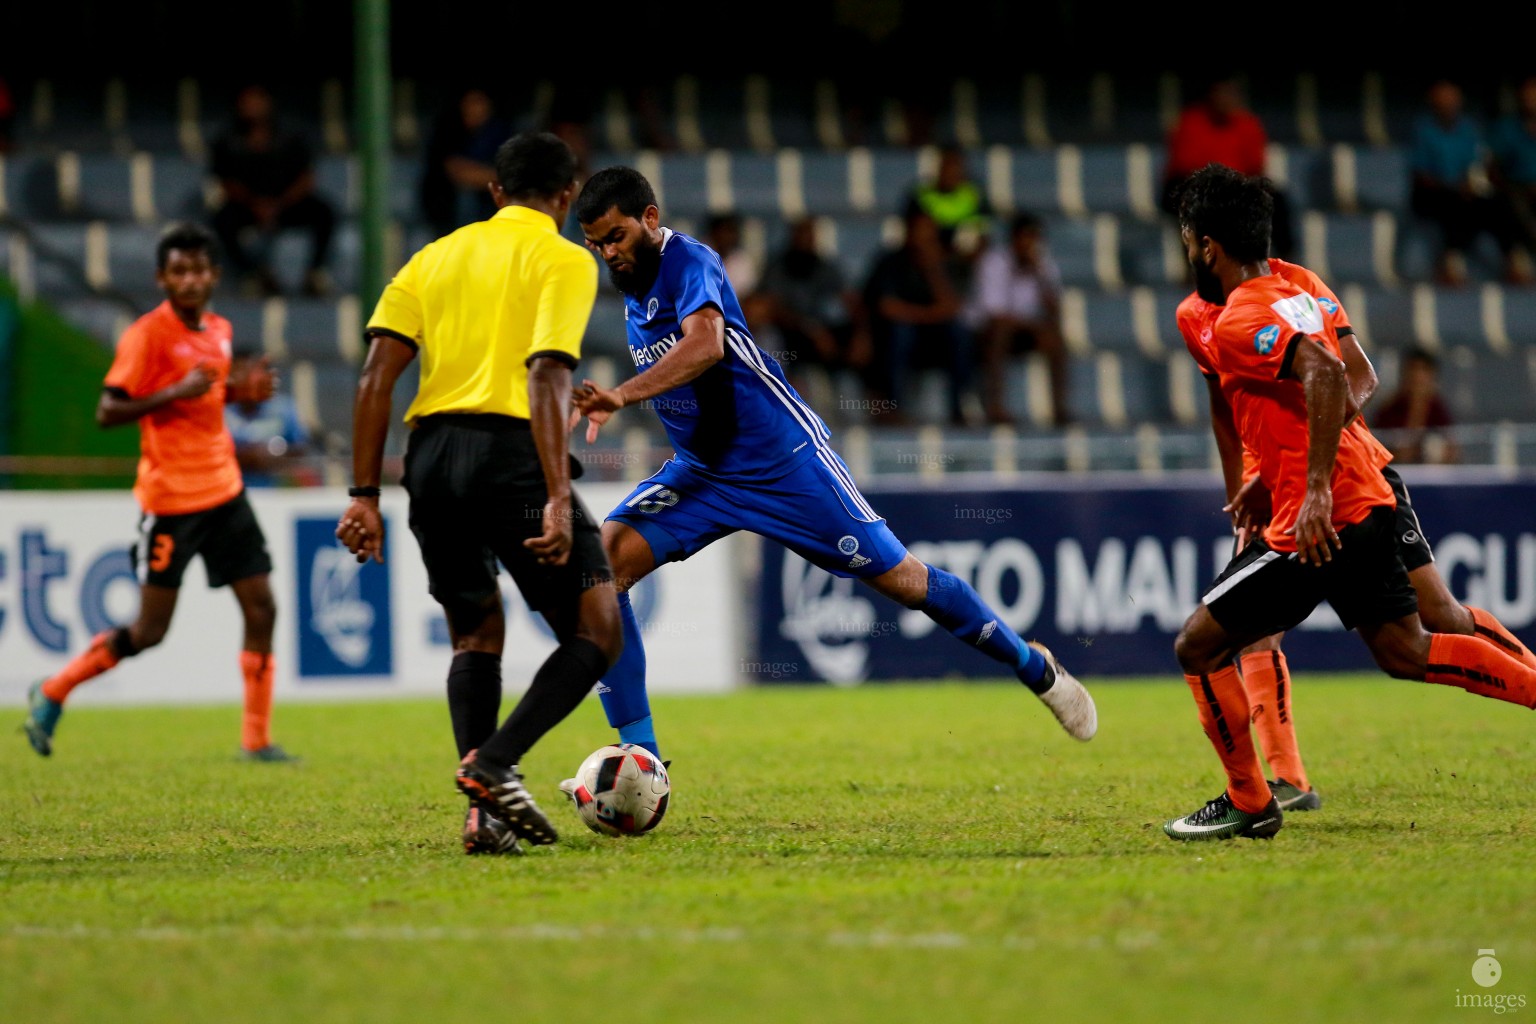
left=22, top=223, right=293, bottom=762
left=1177, top=256, right=1536, bottom=814
left=1162, top=77, right=1293, bottom=258
left=1164, top=166, right=1536, bottom=841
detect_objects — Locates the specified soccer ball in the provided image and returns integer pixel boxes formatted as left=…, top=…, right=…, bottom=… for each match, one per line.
left=569, top=744, right=670, bottom=837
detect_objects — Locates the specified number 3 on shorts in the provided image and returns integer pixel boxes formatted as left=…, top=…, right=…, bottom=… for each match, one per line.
left=150, top=534, right=175, bottom=573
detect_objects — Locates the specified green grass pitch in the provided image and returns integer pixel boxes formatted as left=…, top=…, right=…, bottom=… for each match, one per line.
left=2, top=676, right=1532, bottom=1023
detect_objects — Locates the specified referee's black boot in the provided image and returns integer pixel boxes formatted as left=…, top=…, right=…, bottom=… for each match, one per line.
left=462, top=802, right=522, bottom=855
left=455, top=751, right=558, bottom=846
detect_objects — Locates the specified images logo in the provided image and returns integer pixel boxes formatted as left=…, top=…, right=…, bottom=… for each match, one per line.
left=1456, top=948, right=1527, bottom=1014
left=295, top=518, right=392, bottom=678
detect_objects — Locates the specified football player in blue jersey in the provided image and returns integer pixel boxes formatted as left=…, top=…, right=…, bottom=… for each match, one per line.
left=569, top=166, right=1096, bottom=763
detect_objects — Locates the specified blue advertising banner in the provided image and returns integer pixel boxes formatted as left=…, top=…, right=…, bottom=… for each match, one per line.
left=295, top=517, right=393, bottom=679
left=753, top=471, right=1536, bottom=682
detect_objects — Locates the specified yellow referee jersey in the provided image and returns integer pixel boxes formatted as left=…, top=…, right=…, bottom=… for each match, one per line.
left=366, top=205, right=598, bottom=423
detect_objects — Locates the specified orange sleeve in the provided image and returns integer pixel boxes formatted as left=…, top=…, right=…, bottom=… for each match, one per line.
left=1174, top=297, right=1217, bottom=376
left=103, top=323, right=154, bottom=396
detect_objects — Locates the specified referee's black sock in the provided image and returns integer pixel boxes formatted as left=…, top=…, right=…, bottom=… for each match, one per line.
left=476, top=639, right=610, bottom=769
left=447, top=651, right=502, bottom=759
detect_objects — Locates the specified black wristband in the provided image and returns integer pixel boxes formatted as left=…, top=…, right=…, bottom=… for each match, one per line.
left=348, top=486, right=381, bottom=498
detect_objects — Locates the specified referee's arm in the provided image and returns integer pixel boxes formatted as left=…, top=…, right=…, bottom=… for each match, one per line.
left=522, top=252, right=598, bottom=566
left=337, top=331, right=416, bottom=563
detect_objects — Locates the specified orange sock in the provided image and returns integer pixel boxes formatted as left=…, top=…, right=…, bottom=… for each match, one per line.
left=1426, top=633, right=1536, bottom=708
left=1239, top=651, right=1309, bottom=793
left=240, top=651, right=275, bottom=752
left=1467, top=607, right=1536, bottom=673
left=41, top=631, right=123, bottom=704
left=1186, top=666, right=1272, bottom=813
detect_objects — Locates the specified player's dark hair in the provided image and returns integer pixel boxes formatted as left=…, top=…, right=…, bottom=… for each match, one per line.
left=1177, top=164, right=1274, bottom=263
left=575, top=166, right=658, bottom=224
left=155, top=222, right=218, bottom=270
left=1010, top=211, right=1043, bottom=235
left=232, top=345, right=262, bottom=361
left=1405, top=346, right=1440, bottom=370
left=493, top=132, right=577, bottom=200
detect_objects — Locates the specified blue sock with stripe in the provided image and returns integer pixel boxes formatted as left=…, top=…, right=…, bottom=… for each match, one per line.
left=920, top=564, right=1050, bottom=693
left=596, top=590, right=661, bottom=759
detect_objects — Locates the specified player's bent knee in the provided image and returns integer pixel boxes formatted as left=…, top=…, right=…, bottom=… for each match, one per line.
left=1174, top=610, right=1229, bottom=675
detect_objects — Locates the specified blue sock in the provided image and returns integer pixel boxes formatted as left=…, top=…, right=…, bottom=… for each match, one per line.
left=920, top=564, right=1049, bottom=693
left=596, top=590, right=661, bottom=759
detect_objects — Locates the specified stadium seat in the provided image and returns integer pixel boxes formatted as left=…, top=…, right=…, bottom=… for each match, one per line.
left=69, top=154, right=137, bottom=223
left=151, top=155, right=210, bottom=222
left=1006, top=149, right=1058, bottom=216
left=1, top=154, right=61, bottom=220
left=1352, top=147, right=1410, bottom=211
left=800, top=151, right=856, bottom=214
left=869, top=149, right=924, bottom=215
left=730, top=153, right=782, bottom=218
left=1046, top=216, right=1097, bottom=287
left=104, top=223, right=161, bottom=291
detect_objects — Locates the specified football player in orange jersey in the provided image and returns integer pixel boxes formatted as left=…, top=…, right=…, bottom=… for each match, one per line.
left=1162, top=166, right=1536, bottom=841
left=22, top=223, right=294, bottom=761
left=1176, top=251, right=1536, bottom=815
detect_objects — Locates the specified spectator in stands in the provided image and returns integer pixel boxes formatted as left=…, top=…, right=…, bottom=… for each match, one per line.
left=210, top=85, right=336, bottom=298
left=1374, top=347, right=1460, bottom=465
left=224, top=351, right=315, bottom=487
left=758, top=216, right=870, bottom=374
left=1410, top=79, right=1523, bottom=286
left=1161, top=76, right=1294, bottom=258
left=863, top=204, right=972, bottom=425
left=0, top=77, right=13, bottom=154
left=971, top=213, right=1068, bottom=426
left=705, top=213, right=761, bottom=296
left=420, top=87, right=512, bottom=238
left=1492, top=75, right=1536, bottom=279
left=912, top=146, right=990, bottom=258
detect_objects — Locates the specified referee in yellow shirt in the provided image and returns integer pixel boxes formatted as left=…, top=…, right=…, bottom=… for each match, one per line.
left=336, top=133, right=621, bottom=856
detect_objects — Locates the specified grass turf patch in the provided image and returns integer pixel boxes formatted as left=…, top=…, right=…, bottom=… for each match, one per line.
left=2, top=676, right=1531, bottom=1022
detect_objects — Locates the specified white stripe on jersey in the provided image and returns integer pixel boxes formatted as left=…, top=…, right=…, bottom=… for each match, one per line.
left=817, top=449, right=880, bottom=521
left=724, top=330, right=828, bottom=447
left=817, top=450, right=881, bottom=523
left=725, top=328, right=830, bottom=442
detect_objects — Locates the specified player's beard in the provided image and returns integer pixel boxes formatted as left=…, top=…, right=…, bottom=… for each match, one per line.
left=1192, top=255, right=1226, bottom=304
left=608, top=242, right=663, bottom=296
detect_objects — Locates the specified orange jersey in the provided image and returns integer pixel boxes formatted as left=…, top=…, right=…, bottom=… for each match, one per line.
left=104, top=302, right=243, bottom=516
left=1203, top=273, right=1394, bottom=552
left=1176, top=258, right=1394, bottom=483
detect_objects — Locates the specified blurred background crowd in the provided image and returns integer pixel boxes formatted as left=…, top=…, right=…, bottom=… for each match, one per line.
left=1, top=1, right=1532, bottom=488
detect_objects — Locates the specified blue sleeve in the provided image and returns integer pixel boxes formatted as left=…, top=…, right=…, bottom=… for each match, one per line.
left=283, top=399, right=309, bottom=445
left=670, top=244, right=726, bottom=321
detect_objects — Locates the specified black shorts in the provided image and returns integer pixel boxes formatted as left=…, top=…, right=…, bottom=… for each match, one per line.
left=403, top=414, right=610, bottom=624
left=132, top=490, right=273, bottom=589
left=1381, top=465, right=1435, bottom=572
left=1204, top=505, right=1419, bottom=637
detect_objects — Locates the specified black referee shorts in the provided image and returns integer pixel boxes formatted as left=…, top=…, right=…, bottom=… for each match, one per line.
left=1380, top=465, right=1435, bottom=573
left=403, top=414, right=610, bottom=629
left=1204, top=505, right=1419, bottom=638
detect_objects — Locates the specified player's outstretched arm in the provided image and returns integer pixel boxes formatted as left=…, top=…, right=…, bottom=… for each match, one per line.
left=1288, top=338, right=1349, bottom=565
left=574, top=306, right=726, bottom=442
left=336, top=332, right=415, bottom=564
left=95, top=363, right=214, bottom=427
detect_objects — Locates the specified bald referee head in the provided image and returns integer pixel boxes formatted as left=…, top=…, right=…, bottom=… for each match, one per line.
left=336, top=131, right=621, bottom=854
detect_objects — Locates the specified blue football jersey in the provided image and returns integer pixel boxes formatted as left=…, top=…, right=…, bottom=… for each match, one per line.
left=621, top=229, right=829, bottom=481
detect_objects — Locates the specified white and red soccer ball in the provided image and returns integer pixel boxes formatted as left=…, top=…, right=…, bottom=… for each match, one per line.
left=569, top=744, right=670, bottom=836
